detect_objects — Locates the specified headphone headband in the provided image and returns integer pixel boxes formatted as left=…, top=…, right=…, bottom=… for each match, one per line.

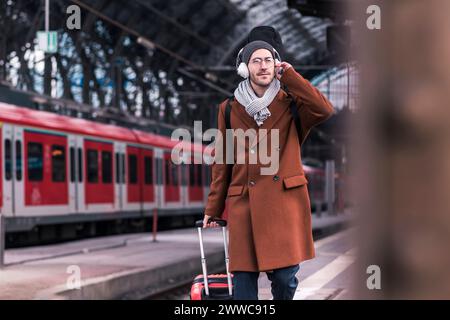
left=235, top=47, right=281, bottom=70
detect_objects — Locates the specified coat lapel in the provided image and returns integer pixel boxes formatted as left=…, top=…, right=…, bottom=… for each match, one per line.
left=249, top=90, right=289, bottom=149
left=231, top=100, right=257, bottom=130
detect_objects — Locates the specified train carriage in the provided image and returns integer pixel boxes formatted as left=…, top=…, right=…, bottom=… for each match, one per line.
left=0, top=103, right=208, bottom=241
left=0, top=101, right=330, bottom=246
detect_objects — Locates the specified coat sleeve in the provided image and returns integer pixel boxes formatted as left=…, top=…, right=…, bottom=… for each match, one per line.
left=204, top=101, right=231, bottom=218
left=280, top=67, right=334, bottom=143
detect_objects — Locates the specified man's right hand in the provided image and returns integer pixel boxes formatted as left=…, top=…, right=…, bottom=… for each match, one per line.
left=203, top=214, right=220, bottom=228
left=275, top=61, right=293, bottom=80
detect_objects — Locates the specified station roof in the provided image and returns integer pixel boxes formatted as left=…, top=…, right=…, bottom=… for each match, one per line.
left=7, top=0, right=334, bottom=93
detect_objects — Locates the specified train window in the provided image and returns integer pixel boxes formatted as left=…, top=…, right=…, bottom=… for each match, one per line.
left=164, top=159, right=170, bottom=185
left=144, top=156, right=153, bottom=185
left=87, top=149, right=98, bottom=183
left=209, top=166, right=213, bottom=184
left=15, top=140, right=22, bottom=181
left=203, top=165, right=210, bottom=186
left=115, top=152, right=120, bottom=183
left=207, top=165, right=212, bottom=186
left=121, top=153, right=125, bottom=183
left=27, top=142, right=43, bottom=181
left=154, top=158, right=159, bottom=184
left=156, top=158, right=162, bottom=185
left=181, top=163, right=187, bottom=186
left=78, top=148, right=83, bottom=182
left=196, top=164, right=203, bottom=186
left=5, top=139, right=12, bottom=181
left=102, top=151, right=112, bottom=183
left=52, top=145, right=66, bottom=182
left=128, top=154, right=137, bottom=184
left=70, top=147, right=75, bottom=182
left=189, top=164, right=195, bottom=186
left=171, top=162, right=178, bottom=186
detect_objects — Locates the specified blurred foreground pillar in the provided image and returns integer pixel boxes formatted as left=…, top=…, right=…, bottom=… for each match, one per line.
left=353, top=0, right=450, bottom=299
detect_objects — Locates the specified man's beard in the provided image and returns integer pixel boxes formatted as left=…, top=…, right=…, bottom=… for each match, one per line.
left=250, top=73, right=274, bottom=87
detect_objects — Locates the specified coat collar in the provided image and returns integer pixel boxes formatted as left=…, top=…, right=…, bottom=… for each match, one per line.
left=230, top=90, right=290, bottom=148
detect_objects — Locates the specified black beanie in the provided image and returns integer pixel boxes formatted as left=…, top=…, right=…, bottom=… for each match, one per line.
left=241, top=40, right=276, bottom=65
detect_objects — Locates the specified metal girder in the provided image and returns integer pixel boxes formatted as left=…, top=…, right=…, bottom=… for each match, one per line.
left=134, top=0, right=222, bottom=52
left=287, top=0, right=349, bottom=21
left=177, top=68, right=232, bottom=97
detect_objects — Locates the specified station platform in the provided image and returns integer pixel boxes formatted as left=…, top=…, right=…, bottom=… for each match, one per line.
left=260, top=225, right=356, bottom=300
left=0, top=211, right=353, bottom=300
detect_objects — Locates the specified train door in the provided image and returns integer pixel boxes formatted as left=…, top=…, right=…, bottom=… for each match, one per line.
left=142, top=148, right=156, bottom=211
left=2, top=124, right=13, bottom=216
left=203, top=152, right=213, bottom=206
left=125, top=145, right=141, bottom=212
left=68, top=135, right=77, bottom=213
left=202, top=164, right=210, bottom=203
left=114, top=142, right=126, bottom=210
left=180, top=162, right=188, bottom=208
left=163, top=150, right=181, bottom=209
left=187, top=156, right=204, bottom=208
left=20, top=129, right=68, bottom=216
left=154, top=148, right=163, bottom=210
left=84, top=139, right=114, bottom=212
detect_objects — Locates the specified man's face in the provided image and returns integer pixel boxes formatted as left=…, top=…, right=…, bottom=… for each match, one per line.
left=247, top=49, right=275, bottom=87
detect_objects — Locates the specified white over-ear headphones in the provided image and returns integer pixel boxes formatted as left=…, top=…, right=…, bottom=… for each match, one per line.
left=235, top=47, right=281, bottom=79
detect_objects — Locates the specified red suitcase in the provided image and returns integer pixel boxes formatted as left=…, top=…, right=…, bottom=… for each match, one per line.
left=190, top=219, right=233, bottom=300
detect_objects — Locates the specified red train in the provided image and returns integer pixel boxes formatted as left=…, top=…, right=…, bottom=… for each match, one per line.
left=0, top=102, right=328, bottom=246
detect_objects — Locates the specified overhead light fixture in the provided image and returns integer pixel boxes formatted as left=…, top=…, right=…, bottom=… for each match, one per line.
left=137, top=37, right=155, bottom=50
left=32, top=96, right=48, bottom=104
left=205, top=72, right=218, bottom=83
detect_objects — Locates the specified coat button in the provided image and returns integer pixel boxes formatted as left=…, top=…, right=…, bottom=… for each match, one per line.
left=250, top=148, right=255, bottom=154
left=249, top=181, right=255, bottom=186
left=273, top=175, right=279, bottom=181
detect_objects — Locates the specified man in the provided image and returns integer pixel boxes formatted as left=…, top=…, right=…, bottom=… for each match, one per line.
left=202, top=36, right=334, bottom=300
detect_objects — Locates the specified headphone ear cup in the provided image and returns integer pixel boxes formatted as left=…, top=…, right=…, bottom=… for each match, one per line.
left=235, top=48, right=244, bottom=69
left=273, top=49, right=281, bottom=63
left=237, top=62, right=249, bottom=78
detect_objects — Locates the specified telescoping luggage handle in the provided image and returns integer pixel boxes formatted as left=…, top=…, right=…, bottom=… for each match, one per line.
left=195, top=219, right=233, bottom=297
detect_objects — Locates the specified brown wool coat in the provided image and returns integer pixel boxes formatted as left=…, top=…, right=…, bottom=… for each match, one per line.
left=204, top=68, right=334, bottom=272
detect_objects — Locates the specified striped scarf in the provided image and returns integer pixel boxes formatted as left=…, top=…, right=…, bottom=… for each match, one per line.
left=234, top=78, right=280, bottom=126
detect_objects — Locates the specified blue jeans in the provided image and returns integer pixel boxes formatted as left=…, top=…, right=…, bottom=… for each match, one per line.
left=233, top=264, right=300, bottom=300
